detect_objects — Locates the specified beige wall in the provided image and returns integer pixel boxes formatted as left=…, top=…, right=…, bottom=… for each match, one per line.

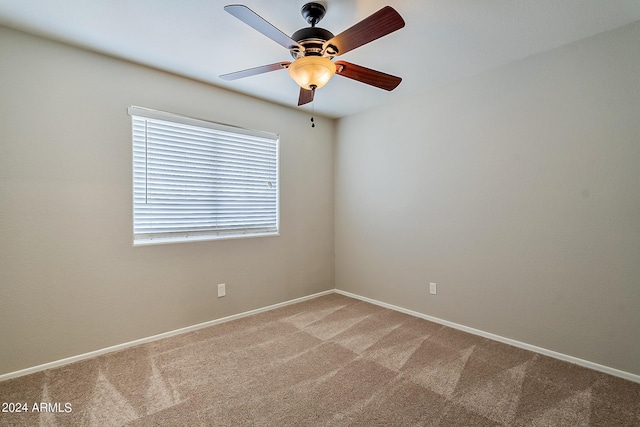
left=0, top=26, right=335, bottom=375
left=335, top=21, right=640, bottom=375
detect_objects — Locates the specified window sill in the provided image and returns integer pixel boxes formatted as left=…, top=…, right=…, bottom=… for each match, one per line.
left=133, top=231, right=280, bottom=246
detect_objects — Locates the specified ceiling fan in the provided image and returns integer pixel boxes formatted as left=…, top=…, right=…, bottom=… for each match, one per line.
left=220, top=2, right=405, bottom=107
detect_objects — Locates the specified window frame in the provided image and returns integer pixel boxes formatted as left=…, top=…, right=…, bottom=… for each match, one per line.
left=129, top=106, right=280, bottom=246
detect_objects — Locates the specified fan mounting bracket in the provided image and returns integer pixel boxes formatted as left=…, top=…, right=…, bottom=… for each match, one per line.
left=301, top=2, right=326, bottom=27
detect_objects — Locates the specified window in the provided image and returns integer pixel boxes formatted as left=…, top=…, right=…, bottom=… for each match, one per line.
left=129, top=106, right=279, bottom=245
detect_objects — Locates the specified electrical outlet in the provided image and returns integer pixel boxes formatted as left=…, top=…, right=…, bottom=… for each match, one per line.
left=429, top=282, right=437, bottom=295
left=217, top=283, right=226, bottom=297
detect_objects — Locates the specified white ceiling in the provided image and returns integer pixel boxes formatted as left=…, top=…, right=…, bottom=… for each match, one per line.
left=1, top=0, right=639, bottom=118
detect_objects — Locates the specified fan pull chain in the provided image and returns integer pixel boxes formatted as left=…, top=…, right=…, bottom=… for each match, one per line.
left=310, top=85, right=316, bottom=128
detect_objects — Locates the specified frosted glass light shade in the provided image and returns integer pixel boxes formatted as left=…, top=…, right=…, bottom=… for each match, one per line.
left=288, top=56, right=336, bottom=90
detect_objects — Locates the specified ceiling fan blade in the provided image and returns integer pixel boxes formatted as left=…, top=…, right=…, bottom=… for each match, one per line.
left=324, top=6, right=404, bottom=56
left=224, top=5, right=302, bottom=50
left=298, top=88, right=314, bottom=106
left=335, top=61, right=402, bottom=91
left=220, top=62, right=290, bottom=80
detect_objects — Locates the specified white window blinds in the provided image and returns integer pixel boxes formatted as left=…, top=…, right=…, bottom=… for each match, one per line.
left=129, top=107, right=279, bottom=245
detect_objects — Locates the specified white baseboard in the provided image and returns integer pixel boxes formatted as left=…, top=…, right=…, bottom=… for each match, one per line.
left=334, top=289, right=640, bottom=384
left=0, top=290, right=333, bottom=382
left=2, top=288, right=638, bottom=384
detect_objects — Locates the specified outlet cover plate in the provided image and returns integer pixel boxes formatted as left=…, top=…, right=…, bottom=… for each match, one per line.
left=217, top=283, right=226, bottom=297
left=429, top=282, right=437, bottom=295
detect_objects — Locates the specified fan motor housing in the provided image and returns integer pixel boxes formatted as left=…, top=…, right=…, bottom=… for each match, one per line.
left=290, top=27, right=335, bottom=58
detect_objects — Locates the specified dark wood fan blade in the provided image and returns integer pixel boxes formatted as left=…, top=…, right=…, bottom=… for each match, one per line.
left=220, top=62, right=290, bottom=80
left=298, top=88, right=314, bottom=106
left=335, top=61, right=402, bottom=91
left=324, top=6, right=404, bottom=56
left=225, top=5, right=302, bottom=50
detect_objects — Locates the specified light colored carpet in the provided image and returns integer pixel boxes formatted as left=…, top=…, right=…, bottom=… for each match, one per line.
left=1, top=293, right=639, bottom=426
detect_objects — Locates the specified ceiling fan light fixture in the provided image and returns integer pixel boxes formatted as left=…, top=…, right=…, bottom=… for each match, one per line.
left=288, top=56, right=336, bottom=90
left=222, top=4, right=405, bottom=107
